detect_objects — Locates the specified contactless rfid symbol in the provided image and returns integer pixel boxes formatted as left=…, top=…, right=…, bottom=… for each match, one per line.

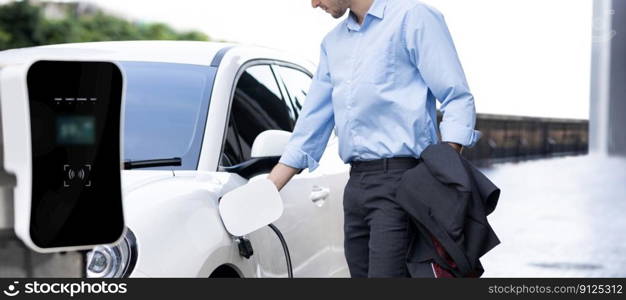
left=3, top=281, right=19, bottom=297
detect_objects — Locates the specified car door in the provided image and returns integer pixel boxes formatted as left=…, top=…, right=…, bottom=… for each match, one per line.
left=219, top=63, right=338, bottom=277
left=273, top=65, right=349, bottom=276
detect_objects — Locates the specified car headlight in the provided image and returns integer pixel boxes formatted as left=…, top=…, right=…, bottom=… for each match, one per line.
left=86, top=227, right=138, bottom=278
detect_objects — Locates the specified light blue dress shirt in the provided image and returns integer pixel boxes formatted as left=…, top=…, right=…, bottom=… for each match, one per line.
left=279, top=0, right=482, bottom=172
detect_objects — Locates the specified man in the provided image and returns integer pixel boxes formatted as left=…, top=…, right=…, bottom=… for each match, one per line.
left=267, top=0, right=482, bottom=277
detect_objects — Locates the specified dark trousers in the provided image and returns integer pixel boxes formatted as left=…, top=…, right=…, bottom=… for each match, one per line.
left=343, top=157, right=420, bottom=278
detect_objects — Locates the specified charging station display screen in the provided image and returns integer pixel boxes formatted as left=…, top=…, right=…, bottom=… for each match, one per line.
left=27, top=61, right=124, bottom=248
left=56, top=116, right=96, bottom=145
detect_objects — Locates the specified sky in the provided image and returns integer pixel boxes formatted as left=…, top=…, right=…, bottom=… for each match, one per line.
left=4, top=0, right=594, bottom=120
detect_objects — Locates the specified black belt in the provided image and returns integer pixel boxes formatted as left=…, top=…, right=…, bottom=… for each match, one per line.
left=350, top=157, right=420, bottom=173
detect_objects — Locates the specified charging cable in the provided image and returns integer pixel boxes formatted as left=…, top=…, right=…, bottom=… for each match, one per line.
left=268, top=224, right=293, bottom=278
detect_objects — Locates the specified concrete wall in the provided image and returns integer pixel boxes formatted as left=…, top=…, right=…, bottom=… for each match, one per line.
left=608, top=0, right=626, bottom=156
left=590, top=0, right=626, bottom=156
left=0, top=230, right=84, bottom=277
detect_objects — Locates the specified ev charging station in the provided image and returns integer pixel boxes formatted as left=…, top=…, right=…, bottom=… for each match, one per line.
left=0, top=58, right=126, bottom=262
left=0, top=52, right=290, bottom=277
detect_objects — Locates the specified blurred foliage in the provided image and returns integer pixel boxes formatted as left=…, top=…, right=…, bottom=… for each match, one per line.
left=0, top=0, right=210, bottom=50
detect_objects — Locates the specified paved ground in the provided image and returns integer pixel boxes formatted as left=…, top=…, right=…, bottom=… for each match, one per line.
left=479, top=154, right=626, bottom=277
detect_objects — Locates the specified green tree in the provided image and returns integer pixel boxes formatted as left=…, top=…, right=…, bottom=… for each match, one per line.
left=0, top=0, right=211, bottom=50
left=0, top=0, right=44, bottom=49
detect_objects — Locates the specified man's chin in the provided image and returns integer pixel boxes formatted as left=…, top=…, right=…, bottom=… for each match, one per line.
left=331, top=8, right=348, bottom=18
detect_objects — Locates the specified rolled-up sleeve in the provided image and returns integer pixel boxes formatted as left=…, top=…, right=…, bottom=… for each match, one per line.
left=279, top=41, right=335, bottom=171
left=402, top=4, right=482, bottom=148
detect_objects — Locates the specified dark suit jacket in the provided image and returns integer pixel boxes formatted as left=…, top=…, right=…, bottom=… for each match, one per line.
left=395, top=142, right=501, bottom=277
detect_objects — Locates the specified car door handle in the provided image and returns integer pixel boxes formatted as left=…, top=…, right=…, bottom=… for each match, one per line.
left=309, top=186, right=330, bottom=207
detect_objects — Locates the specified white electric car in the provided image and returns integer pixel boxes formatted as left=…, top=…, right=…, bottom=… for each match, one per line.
left=0, top=41, right=350, bottom=277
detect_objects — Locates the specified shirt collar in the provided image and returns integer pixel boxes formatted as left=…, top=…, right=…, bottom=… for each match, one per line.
left=368, top=0, right=388, bottom=19
left=346, top=0, right=388, bottom=31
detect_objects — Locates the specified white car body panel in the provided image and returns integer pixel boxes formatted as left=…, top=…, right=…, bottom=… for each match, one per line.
left=122, top=170, right=253, bottom=277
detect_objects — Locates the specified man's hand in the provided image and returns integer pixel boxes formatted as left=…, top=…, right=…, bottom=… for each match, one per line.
left=446, top=142, right=463, bottom=154
left=267, top=163, right=300, bottom=191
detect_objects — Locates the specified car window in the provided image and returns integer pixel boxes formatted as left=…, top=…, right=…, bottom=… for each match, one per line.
left=276, top=65, right=312, bottom=119
left=221, top=64, right=294, bottom=165
left=120, top=61, right=216, bottom=170
left=221, top=118, right=243, bottom=167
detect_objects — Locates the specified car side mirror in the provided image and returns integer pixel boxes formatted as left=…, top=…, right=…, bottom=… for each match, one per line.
left=250, top=130, right=291, bottom=158
left=220, top=130, right=292, bottom=179
left=219, top=178, right=283, bottom=236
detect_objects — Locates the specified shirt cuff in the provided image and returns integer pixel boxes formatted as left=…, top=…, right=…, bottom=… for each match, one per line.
left=279, top=146, right=321, bottom=172
left=440, top=123, right=483, bottom=148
